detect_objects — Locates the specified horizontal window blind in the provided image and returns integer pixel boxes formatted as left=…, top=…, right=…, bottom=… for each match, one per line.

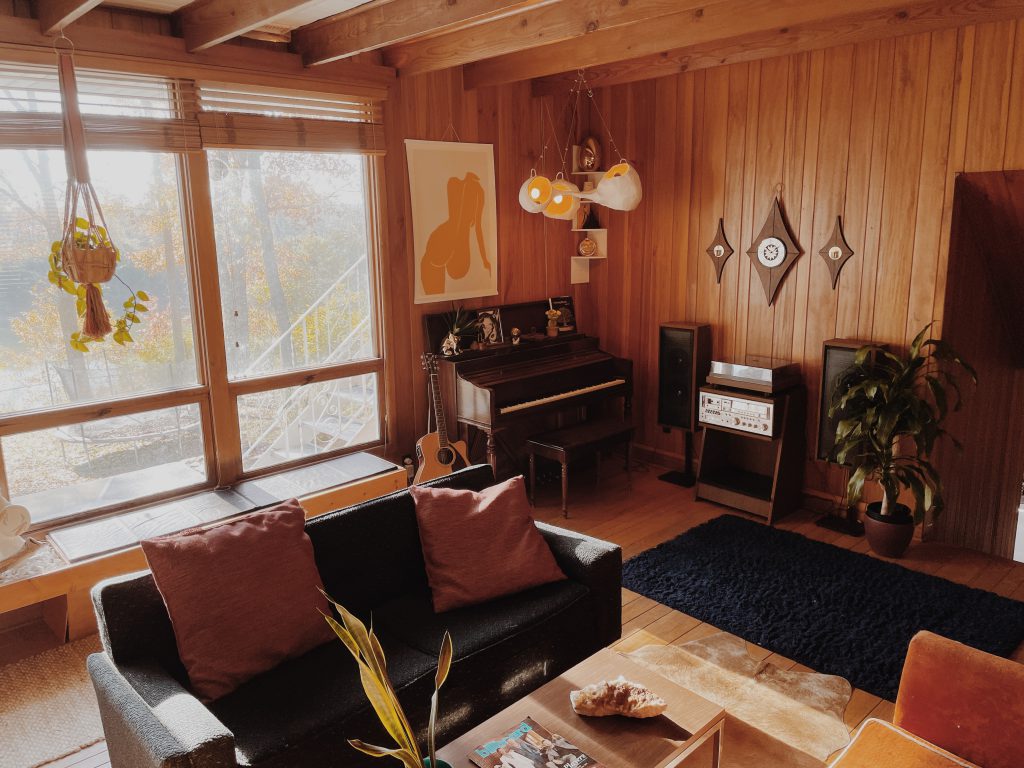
left=0, top=62, right=201, bottom=151
left=196, top=82, right=384, bottom=155
left=0, top=62, right=385, bottom=156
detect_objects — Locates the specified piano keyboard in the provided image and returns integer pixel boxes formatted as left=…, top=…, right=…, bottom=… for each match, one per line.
left=499, top=378, right=627, bottom=415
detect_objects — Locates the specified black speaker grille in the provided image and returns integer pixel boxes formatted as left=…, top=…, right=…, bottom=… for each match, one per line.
left=818, top=344, right=858, bottom=462
left=658, top=326, right=695, bottom=430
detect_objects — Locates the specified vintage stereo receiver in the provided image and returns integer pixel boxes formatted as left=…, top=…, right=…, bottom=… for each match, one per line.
left=698, top=387, right=779, bottom=437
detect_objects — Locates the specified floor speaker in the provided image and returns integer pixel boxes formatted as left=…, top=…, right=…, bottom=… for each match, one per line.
left=658, top=323, right=712, bottom=431
left=817, top=338, right=882, bottom=536
left=658, top=323, right=712, bottom=487
left=817, top=339, right=863, bottom=462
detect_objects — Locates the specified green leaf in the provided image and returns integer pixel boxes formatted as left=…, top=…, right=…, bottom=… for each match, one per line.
left=136, top=290, right=150, bottom=301
left=127, top=313, right=141, bottom=323
left=134, top=304, right=149, bottom=312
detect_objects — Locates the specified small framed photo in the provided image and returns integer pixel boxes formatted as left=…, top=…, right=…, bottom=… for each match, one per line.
left=476, top=308, right=503, bottom=344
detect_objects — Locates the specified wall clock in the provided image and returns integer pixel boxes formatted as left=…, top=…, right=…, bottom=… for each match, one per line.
left=705, top=218, right=734, bottom=284
left=747, top=196, right=802, bottom=305
left=819, top=216, right=854, bottom=289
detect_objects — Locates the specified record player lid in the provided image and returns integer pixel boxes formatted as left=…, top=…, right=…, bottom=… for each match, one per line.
left=709, top=356, right=801, bottom=388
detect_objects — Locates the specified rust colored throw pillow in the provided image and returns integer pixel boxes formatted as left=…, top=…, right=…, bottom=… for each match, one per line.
left=410, top=476, right=566, bottom=612
left=141, top=500, right=333, bottom=701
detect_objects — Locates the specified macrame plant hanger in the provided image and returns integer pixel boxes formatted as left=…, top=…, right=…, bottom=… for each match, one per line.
left=53, top=36, right=143, bottom=347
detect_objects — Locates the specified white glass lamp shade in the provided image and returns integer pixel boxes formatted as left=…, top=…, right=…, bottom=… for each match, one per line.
left=543, top=178, right=580, bottom=220
left=578, top=161, right=643, bottom=211
left=518, top=174, right=553, bottom=213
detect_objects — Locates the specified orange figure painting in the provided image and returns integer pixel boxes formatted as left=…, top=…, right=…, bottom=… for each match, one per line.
left=420, top=171, right=492, bottom=296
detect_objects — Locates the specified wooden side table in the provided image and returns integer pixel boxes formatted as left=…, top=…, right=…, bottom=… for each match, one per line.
left=526, top=418, right=634, bottom=517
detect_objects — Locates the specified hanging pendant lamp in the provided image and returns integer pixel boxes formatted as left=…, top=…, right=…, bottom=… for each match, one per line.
left=543, top=175, right=580, bottom=220
left=518, top=171, right=553, bottom=213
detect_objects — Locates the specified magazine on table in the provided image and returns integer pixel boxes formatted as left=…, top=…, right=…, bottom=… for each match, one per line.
left=468, top=716, right=604, bottom=768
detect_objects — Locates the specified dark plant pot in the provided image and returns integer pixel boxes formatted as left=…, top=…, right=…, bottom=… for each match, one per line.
left=863, top=501, right=915, bottom=558
left=423, top=760, right=452, bottom=768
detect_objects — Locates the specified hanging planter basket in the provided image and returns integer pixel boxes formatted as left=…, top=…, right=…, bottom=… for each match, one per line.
left=49, top=38, right=149, bottom=351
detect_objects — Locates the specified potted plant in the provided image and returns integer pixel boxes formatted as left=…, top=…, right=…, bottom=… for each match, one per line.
left=48, top=217, right=150, bottom=352
left=829, top=324, right=976, bottom=558
left=323, top=594, right=453, bottom=768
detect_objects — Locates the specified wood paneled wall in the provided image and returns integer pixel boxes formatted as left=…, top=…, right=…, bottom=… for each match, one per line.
left=935, top=173, right=1024, bottom=558
left=380, top=68, right=586, bottom=457
left=578, top=19, right=1024, bottom=528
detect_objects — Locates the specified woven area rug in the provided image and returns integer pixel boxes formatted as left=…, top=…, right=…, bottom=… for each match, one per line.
left=630, top=632, right=852, bottom=764
left=0, top=636, right=103, bottom=768
left=622, top=514, right=1024, bottom=700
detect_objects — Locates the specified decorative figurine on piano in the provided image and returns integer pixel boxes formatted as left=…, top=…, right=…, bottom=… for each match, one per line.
left=511, top=327, right=521, bottom=345
left=545, top=308, right=561, bottom=337
left=439, top=307, right=477, bottom=357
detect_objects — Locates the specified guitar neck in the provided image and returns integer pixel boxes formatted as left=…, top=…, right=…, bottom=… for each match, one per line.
left=429, top=369, right=449, bottom=448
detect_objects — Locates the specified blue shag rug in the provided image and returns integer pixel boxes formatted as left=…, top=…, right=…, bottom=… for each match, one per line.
left=622, top=514, right=1024, bottom=700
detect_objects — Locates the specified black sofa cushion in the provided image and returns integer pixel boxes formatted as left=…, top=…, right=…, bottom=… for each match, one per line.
left=209, top=635, right=436, bottom=767
left=373, top=581, right=590, bottom=661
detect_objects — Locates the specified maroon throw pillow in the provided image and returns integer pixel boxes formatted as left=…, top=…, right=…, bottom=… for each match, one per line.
left=141, top=499, right=333, bottom=701
left=410, top=476, right=566, bottom=612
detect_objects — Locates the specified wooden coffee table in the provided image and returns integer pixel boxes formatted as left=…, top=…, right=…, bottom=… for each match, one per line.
left=438, top=648, right=726, bottom=768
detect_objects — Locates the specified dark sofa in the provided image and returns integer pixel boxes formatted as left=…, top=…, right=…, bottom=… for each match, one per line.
left=87, top=465, right=622, bottom=768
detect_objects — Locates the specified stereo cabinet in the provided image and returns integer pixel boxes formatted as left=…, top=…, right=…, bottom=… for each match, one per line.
left=696, top=386, right=805, bottom=525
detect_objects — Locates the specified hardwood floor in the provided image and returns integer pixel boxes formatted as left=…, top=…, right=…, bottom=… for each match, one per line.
left=36, top=459, right=1024, bottom=768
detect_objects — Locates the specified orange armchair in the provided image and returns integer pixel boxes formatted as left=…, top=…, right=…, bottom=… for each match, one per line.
left=833, top=631, right=1024, bottom=768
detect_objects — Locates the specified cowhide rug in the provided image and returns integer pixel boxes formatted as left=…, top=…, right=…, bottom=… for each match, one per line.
left=629, top=632, right=853, bottom=766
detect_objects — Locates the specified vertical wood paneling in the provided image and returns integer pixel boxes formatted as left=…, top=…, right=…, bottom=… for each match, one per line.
left=383, top=69, right=578, bottom=456
left=579, top=17, right=1024, bottom=553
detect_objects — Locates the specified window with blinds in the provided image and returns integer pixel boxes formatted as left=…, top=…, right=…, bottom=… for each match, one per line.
left=196, top=82, right=383, bottom=155
left=0, top=62, right=200, bottom=151
left=0, top=63, right=384, bottom=156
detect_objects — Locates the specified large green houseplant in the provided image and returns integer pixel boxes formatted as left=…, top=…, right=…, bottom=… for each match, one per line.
left=829, top=324, right=976, bottom=557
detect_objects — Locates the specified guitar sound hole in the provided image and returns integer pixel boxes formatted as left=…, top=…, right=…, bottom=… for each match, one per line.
left=436, top=447, right=455, bottom=465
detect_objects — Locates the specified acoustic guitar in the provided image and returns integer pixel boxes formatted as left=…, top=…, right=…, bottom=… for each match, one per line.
left=414, top=353, right=470, bottom=483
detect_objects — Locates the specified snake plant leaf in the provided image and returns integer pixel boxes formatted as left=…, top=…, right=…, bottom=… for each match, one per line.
left=348, top=739, right=420, bottom=768
left=357, top=657, right=419, bottom=759
left=427, top=631, right=454, bottom=766
left=323, top=613, right=360, bottom=659
left=436, top=631, right=453, bottom=690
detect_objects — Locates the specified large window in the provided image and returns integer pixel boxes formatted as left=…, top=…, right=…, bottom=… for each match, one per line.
left=0, top=64, right=385, bottom=527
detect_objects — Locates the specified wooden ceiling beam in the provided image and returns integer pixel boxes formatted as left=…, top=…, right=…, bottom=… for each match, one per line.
left=383, top=0, right=704, bottom=76
left=178, top=0, right=326, bottom=52
left=468, top=0, right=1024, bottom=90
left=37, top=0, right=104, bottom=35
left=294, top=0, right=553, bottom=67
left=0, top=15, right=394, bottom=99
left=530, top=0, right=1024, bottom=94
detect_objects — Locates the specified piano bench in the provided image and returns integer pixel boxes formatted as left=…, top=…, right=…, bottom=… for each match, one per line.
left=526, top=418, right=635, bottom=518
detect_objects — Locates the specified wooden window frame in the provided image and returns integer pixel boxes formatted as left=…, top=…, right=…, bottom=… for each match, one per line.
left=0, top=70, right=388, bottom=531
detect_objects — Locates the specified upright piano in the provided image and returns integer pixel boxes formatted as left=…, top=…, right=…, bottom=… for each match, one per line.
left=426, top=300, right=632, bottom=474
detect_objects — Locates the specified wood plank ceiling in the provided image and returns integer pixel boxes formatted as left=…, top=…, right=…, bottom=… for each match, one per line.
left=34, top=0, right=1024, bottom=90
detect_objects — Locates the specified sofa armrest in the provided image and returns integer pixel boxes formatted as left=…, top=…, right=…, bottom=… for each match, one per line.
left=535, top=522, right=621, bottom=644
left=88, top=652, right=236, bottom=768
left=894, top=631, right=1024, bottom=768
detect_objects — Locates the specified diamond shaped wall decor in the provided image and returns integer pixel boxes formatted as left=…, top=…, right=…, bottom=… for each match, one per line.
left=747, top=196, right=802, bottom=305
left=705, top=218, right=734, bottom=284
left=819, top=216, right=854, bottom=289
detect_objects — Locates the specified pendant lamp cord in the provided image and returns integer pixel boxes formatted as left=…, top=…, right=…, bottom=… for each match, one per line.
left=577, top=70, right=625, bottom=164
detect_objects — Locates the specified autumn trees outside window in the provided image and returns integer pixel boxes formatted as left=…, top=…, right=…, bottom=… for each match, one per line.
left=0, top=64, right=385, bottom=527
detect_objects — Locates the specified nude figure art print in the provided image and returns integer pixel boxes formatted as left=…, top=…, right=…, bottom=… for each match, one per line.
left=406, top=139, right=499, bottom=303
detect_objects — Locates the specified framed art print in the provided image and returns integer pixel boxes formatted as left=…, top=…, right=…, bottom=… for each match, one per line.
left=406, top=139, right=499, bottom=304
